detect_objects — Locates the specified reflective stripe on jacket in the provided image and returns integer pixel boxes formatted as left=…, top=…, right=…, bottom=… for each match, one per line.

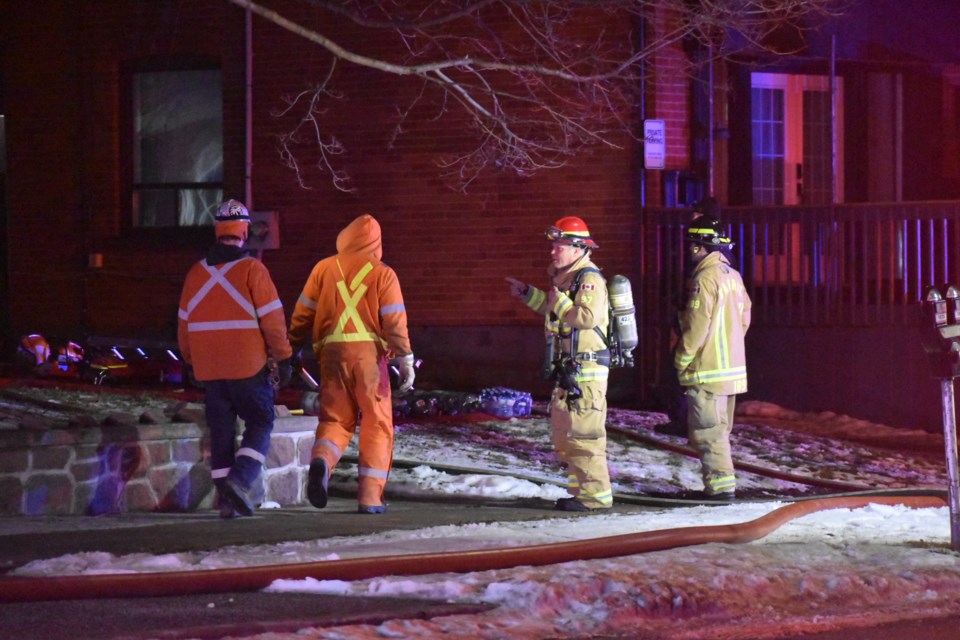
left=288, top=215, right=412, bottom=358
left=523, top=254, right=610, bottom=383
left=675, top=251, right=751, bottom=394
left=177, top=256, right=291, bottom=381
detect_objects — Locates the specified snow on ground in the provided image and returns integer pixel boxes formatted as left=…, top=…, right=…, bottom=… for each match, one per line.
left=7, top=392, right=960, bottom=639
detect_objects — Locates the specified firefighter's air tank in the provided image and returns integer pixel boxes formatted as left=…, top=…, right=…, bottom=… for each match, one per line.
left=608, top=274, right=638, bottom=367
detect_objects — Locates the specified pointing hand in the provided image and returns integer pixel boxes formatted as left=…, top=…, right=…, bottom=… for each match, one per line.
left=505, top=277, right=528, bottom=299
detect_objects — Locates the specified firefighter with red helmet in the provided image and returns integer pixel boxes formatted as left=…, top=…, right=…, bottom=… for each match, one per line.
left=675, top=218, right=751, bottom=500
left=289, top=214, right=415, bottom=515
left=506, top=216, right=613, bottom=511
left=177, top=199, right=293, bottom=518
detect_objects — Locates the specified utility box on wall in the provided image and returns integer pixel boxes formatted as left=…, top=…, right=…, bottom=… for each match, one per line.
left=248, top=210, right=280, bottom=250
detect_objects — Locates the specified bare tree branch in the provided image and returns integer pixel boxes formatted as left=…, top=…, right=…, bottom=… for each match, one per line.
left=224, top=0, right=845, bottom=190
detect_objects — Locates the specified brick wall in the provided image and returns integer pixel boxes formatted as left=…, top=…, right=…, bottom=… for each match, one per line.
left=646, top=4, right=692, bottom=206
left=1, top=1, right=693, bottom=393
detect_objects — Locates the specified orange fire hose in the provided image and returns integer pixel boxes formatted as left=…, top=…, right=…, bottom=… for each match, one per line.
left=606, top=423, right=877, bottom=492
left=0, top=494, right=946, bottom=603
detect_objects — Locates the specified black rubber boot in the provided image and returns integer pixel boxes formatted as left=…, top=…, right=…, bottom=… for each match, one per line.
left=307, top=458, right=329, bottom=509
left=554, top=497, right=591, bottom=512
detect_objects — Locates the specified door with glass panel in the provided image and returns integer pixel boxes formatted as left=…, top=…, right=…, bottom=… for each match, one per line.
left=751, top=73, right=843, bottom=206
left=750, top=73, right=844, bottom=285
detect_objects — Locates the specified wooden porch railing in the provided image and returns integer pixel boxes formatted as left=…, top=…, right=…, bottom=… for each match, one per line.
left=635, top=201, right=960, bottom=395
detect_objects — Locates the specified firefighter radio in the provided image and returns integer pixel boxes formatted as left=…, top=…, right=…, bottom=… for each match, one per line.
left=921, top=285, right=960, bottom=379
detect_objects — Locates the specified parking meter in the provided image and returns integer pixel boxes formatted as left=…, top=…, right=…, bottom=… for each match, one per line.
left=920, top=283, right=960, bottom=552
left=947, top=284, right=960, bottom=325
left=920, top=285, right=960, bottom=379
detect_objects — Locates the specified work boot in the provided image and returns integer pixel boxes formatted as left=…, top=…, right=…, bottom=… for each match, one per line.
left=358, top=504, right=387, bottom=514
left=218, top=494, right=239, bottom=519
left=222, top=477, right=255, bottom=517
left=554, top=497, right=591, bottom=512
left=680, top=490, right=736, bottom=503
left=654, top=421, right=687, bottom=437
left=307, top=458, right=329, bottom=509
left=357, top=475, right=386, bottom=514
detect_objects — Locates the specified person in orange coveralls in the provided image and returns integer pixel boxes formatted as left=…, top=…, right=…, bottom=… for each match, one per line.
left=289, top=214, right=415, bottom=514
left=178, top=199, right=293, bottom=518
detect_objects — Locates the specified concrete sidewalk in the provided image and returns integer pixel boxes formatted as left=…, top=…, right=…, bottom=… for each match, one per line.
left=0, top=591, right=494, bottom=640
left=0, top=495, right=625, bottom=639
left=0, top=495, right=602, bottom=572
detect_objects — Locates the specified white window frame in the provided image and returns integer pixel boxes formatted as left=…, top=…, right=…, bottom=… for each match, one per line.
left=751, top=72, right=845, bottom=205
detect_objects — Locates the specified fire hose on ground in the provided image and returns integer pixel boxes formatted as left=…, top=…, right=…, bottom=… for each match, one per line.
left=605, top=423, right=879, bottom=493
left=0, top=494, right=946, bottom=603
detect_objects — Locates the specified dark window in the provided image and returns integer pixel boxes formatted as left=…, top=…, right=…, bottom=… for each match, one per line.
left=132, top=69, right=223, bottom=227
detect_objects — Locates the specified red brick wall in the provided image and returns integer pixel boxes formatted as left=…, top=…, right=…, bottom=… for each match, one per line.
left=644, top=5, right=692, bottom=205
left=2, top=3, right=87, bottom=337
left=1, top=1, right=693, bottom=380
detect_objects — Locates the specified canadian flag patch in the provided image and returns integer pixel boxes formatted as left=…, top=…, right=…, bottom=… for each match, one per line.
left=580, top=283, right=596, bottom=291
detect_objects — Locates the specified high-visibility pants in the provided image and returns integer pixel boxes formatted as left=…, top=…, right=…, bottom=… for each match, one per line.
left=310, top=342, right=393, bottom=507
left=686, top=387, right=737, bottom=495
left=550, top=380, right=613, bottom=508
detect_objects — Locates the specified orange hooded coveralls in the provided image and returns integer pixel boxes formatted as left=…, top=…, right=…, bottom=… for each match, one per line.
left=288, top=215, right=412, bottom=508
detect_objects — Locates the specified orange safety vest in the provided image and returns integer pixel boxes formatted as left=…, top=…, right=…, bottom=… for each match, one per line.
left=177, top=256, right=291, bottom=381
left=288, top=215, right=411, bottom=358
left=19, top=334, right=51, bottom=365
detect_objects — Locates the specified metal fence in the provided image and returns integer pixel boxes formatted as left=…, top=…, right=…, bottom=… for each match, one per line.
left=635, top=201, right=960, bottom=394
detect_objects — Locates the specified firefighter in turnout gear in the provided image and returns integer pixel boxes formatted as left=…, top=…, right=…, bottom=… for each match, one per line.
left=289, top=214, right=414, bottom=515
left=657, top=198, right=724, bottom=438
left=177, top=199, right=293, bottom=518
left=506, top=216, right=613, bottom=511
left=675, top=218, right=751, bottom=500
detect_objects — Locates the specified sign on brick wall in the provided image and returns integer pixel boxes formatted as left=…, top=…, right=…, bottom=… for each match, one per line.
left=643, top=119, right=666, bottom=170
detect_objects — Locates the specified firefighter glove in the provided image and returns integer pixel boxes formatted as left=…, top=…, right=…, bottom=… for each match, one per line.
left=396, top=353, right=416, bottom=393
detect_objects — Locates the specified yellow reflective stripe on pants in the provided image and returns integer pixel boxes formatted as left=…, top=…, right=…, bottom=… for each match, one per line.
left=687, top=388, right=737, bottom=495
left=550, top=382, right=612, bottom=509
left=574, top=366, right=609, bottom=383
left=707, top=475, right=736, bottom=494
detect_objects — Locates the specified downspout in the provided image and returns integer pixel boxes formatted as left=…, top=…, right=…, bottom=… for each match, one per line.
left=639, top=15, right=647, bottom=208
left=708, top=46, right=714, bottom=196
left=244, top=7, right=254, bottom=210
left=830, top=34, right=837, bottom=205
left=636, top=12, right=648, bottom=404
left=895, top=73, right=903, bottom=202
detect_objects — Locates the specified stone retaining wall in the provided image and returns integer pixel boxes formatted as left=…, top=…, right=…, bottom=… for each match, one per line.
left=0, top=411, right=319, bottom=516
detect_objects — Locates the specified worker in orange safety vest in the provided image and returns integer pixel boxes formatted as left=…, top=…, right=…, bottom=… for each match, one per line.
left=177, top=199, right=293, bottom=518
left=288, top=214, right=415, bottom=514
left=18, top=334, right=51, bottom=367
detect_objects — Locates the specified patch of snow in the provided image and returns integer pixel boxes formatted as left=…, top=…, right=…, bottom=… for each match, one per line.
left=6, top=387, right=960, bottom=639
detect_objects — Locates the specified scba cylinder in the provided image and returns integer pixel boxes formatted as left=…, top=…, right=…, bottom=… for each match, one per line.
left=608, top=275, right=638, bottom=365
